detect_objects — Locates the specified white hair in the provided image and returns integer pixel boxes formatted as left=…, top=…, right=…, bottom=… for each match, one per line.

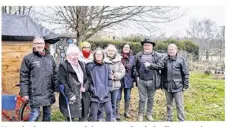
left=168, top=43, right=178, bottom=50
left=106, top=44, right=118, bottom=53
left=66, top=44, right=80, bottom=56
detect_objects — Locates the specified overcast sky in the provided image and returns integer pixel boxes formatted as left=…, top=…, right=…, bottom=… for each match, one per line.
left=111, top=6, right=225, bottom=38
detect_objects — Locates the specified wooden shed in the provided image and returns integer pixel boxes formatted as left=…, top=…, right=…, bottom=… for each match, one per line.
left=2, top=14, right=60, bottom=94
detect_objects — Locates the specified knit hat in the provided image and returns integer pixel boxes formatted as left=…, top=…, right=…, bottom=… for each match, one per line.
left=66, top=44, right=80, bottom=56
left=79, top=41, right=91, bottom=49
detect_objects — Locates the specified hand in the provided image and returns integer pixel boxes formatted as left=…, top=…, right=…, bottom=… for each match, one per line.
left=23, top=96, right=29, bottom=101
left=80, top=87, right=86, bottom=92
left=144, top=62, right=151, bottom=67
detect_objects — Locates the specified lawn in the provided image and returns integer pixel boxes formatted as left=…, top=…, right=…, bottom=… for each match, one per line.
left=51, top=71, right=225, bottom=121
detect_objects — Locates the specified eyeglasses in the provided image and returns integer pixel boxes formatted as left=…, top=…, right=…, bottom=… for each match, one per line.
left=34, top=42, right=44, bottom=45
left=83, top=47, right=91, bottom=49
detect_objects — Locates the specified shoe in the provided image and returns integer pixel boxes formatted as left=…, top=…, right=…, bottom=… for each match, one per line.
left=138, top=115, right=143, bottom=122
left=146, top=115, right=153, bottom=121
left=124, top=112, right=131, bottom=118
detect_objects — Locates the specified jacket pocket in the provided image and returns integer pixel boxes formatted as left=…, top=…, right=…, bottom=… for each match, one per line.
left=172, top=79, right=183, bottom=89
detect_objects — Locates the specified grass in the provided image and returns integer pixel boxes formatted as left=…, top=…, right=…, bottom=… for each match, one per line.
left=51, top=71, right=225, bottom=121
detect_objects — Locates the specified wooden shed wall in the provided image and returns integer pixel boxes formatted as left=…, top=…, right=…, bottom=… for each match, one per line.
left=2, top=41, right=32, bottom=94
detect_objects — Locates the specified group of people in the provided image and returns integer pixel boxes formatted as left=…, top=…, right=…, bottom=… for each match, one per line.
left=19, top=36, right=189, bottom=122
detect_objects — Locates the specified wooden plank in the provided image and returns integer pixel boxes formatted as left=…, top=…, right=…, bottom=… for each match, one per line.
left=2, top=64, right=20, bottom=72
left=2, top=45, right=32, bottom=52
left=1, top=58, right=23, bottom=65
left=2, top=52, right=30, bottom=59
left=2, top=72, right=20, bottom=94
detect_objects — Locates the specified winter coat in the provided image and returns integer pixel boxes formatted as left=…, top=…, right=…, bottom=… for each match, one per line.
left=133, top=51, right=164, bottom=89
left=104, top=54, right=125, bottom=90
left=161, top=55, right=189, bottom=92
left=121, top=54, right=135, bottom=88
left=20, top=52, right=56, bottom=108
left=86, top=62, right=113, bottom=103
left=57, top=60, right=89, bottom=118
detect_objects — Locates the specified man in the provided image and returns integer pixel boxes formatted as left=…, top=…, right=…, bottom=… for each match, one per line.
left=161, top=44, right=189, bottom=122
left=133, top=39, right=164, bottom=121
left=20, top=36, right=57, bottom=121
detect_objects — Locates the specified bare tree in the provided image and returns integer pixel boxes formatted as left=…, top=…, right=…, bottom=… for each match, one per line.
left=39, top=6, right=185, bottom=43
left=186, top=18, right=220, bottom=61
left=2, top=6, right=33, bottom=15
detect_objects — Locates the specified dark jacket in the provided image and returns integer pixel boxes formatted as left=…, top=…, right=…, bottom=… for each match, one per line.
left=86, top=62, right=113, bottom=103
left=133, top=51, right=164, bottom=89
left=20, top=52, right=56, bottom=108
left=161, top=55, right=189, bottom=92
left=121, top=54, right=135, bottom=88
left=57, top=60, right=89, bottom=118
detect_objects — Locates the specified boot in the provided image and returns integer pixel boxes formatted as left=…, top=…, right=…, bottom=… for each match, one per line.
left=138, top=114, right=143, bottom=122
left=124, top=99, right=131, bottom=118
left=116, top=101, right=121, bottom=120
left=146, top=115, right=154, bottom=121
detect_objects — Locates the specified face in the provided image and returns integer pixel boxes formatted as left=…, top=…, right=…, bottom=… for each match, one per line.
left=168, top=46, right=177, bottom=57
left=68, top=52, right=79, bottom=63
left=33, top=39, right=45, bottom=52
left=143, top=43, right=153, bottom=53
left=95, top=50, right=104, bottom=61
left=107, top=47, right=116, bottom=57
left=123, top=44, right=130, bottom=53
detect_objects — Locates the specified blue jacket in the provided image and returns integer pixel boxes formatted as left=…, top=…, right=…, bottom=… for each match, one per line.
left=86, top=62, right=112, bottom=103
left=121, top=55, right=135, bottom=88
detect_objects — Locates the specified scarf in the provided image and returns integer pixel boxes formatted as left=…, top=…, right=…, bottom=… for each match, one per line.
left=33, top=48, right=46, bottom=56
left=121, top=52, right=130, bottom=66
left=82, top=50, right=91, bottom=58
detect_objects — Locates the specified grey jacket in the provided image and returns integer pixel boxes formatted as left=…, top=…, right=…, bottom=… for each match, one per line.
left=133, top=51, right=164, bottom=89
left=104, top=53, right=125, bottom=90
left=161, top=55, right=189, bottom=92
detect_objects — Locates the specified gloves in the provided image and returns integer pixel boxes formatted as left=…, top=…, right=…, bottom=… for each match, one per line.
left=69, top=95, right=77, bottom=104
left=144, top=62, right=151, bottom=67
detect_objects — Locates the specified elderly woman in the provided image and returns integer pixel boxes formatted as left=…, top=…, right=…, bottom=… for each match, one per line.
left=98, top=44, right=125, bottom=121
left=57, top=44, right=88, bottom=121
left=87, top=48, right=113, bottom=121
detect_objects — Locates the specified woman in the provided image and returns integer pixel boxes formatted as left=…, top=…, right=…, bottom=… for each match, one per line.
left=87, top=48, right=113, bottom=121
left=57, top=44, right=88, bottom=121
left=98, top=44, right=125, bottom=121
left=116, top=43, right=135, bottom=120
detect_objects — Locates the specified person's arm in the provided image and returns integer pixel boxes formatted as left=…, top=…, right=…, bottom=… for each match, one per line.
left=51, top=57, right=59, bottom=92
left=114, top=62, right=125, bottom=80
left=57, top=63, right=75, bottom=99
left=149, top=54, right=164, bottom=70
left=108, top=65, right=113, bottom=92
left=19, top=56, right=30, bottom=97
left=181, top=58, right=189, bottom=90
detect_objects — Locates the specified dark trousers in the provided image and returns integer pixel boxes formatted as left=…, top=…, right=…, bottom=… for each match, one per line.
left=89, top=101, right=113, bottom=121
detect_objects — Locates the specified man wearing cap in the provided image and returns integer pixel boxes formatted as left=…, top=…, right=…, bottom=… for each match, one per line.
left=133, top=39, right=164, bottom=121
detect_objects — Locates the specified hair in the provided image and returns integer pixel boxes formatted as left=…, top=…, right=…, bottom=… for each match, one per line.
left=105, top=44, right=118, bottom=54
left=121, top=43, right=132, bottom=53
left=93, top=47, right=105, bottom=60
left=33, top=36, right=44, bottom=43
left=168, top=43, right=178, bottom=50
left=66, top=43, right=80, bottom=56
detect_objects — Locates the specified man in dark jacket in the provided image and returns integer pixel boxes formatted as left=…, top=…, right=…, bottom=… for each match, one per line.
left=87, top=48, right=113, bottom=121
left=161, top=44, right=189, bottom=122
left=133, top=39, right=164, bottom=121
left=20, top=36, right=57, bottom=121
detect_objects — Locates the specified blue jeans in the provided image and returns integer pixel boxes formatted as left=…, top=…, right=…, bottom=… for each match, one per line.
left=117, top=88, right=131, bottom=101
left=29, top=105, right=51, bottom=121
left=97, top=89, right=119, bottom=120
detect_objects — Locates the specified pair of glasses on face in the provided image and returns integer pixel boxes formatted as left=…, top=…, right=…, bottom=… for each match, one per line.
left=83, top=47, right=91, bottom=49
left=34, top=42, right=45, bottom=45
